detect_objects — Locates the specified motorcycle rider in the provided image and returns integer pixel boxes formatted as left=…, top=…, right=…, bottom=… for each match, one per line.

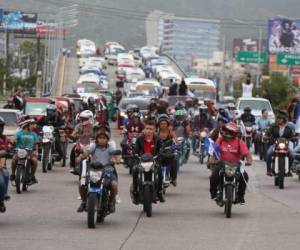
left=70, top=110, right=95, bottom=174
left=0, top=117, right=10, bottom=212
left=226, top=103, right=236, bottom=121
left=255, top=109, right=272, bottom=154
left=171, top=109, right=191, bottom=163
left=157, top=114, right=178, bottom=186
left=185, top=97, right=193, bottom=114
left=13, top=87, right=24, bottom=110
left=10, top=119, right=39, bottom=184
left=265, top=110, right=294, bottom=176
left=157, top=99, right=169, bottom=115
left=240, top=107, right=256, bottom=125
left=77, top=131, right=118, bottom=213
left=210, top=115, right=229, bottom=142
left=209, top=122, right=252, bottom=204
left=87, top=96, right=96, bottom=114
left=37, top=104, right=65, bottom=162
left=132, top=120, right=165, bottom=203
left=147, top=99, right=158, bottom=117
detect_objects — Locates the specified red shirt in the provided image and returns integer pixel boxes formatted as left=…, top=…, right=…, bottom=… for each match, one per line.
left=216, top=137, right=248, bottom=164
left=143, top=139, right=155, bottom=155
left=0, top=135, right=9, bottom=151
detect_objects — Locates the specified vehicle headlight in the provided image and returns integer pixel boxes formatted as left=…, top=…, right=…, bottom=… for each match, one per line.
left=90, top=170, right=102, bottom=183
left=120, top=112, right=126, bottom=117
left=246, top=127, right=252, bottom=132
left=225, top=166, right=237, bottom=177
left=17, top=149, right=28, bottom=159
left=278, top=143, right=286, bottom=149
left=44, top=132, right=52, bottom=138
left=141, top=162, right=153, bottom=172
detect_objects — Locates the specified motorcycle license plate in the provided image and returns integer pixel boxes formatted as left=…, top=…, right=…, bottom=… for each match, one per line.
left=89, top=187, right=101, bottom=193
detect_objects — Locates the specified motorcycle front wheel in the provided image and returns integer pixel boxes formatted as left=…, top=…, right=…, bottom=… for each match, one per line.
left=15, top=165, right=24, bottom=194
left=278, top=157, right=285, bottom=189
left=42, top=143, right=51, bottom=173
left=87, top=193, right=99, bottom=229
left=225, top=185, right=233, bottom=218
left=143, top=185, right=152, bottom=217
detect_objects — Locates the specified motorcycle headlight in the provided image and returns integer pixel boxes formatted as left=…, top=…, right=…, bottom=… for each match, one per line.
left=44, top=132, right=52, bottom=138
left=90, top=170, right=102, bottom=183
left=278, top=143, right=286, bottom=149
left=225, top=166, right=237, bottom=177
left=141, top=162, right=153, bottom=172
left=246, top=127, right=252, bottom=132
left=17, top=149, right=28, bottom=159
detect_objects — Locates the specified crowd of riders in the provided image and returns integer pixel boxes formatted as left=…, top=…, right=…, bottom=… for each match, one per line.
left=2, top=86, right=300, bottom=218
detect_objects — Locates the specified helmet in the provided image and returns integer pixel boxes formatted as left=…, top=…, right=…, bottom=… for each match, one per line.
left=157, top=114, right=170, bottom=125
left=19, top=118, right=35, bottom=129
left=126, top=104, right=139, bottom=115
left=80, top=110, right=93, bottom=125
left=96, top=131, right=110, bottom=140
left=174, top=101, right=185, bottom=111
left=217, top=115, right=229, bottom=123
left=185, top=97, right=193, bottom=106
left=149, top=100, right=157, bottom=111
left=227, top=103, right=235, bottom=110
left=88, top=96, right=95, bottom=105
left=46, top=104, right=56, bottom=117
left=244, top=107, right=251, bottom=113
left=175, top=109, right=186, bottom=117
left=221, top=122, right=239, bottom=139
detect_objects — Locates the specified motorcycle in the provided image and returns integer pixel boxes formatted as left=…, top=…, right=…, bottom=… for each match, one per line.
left=177, top=137, right=189, bottom=167
left=292, top=146, right=300, bottom=180
left=197, top=130, right=208, bottom=164
left=243, top=122, right=255, bottom=150
left=272, top=138, right=289, bottom=189
left=130, top=153, right=159, bottom=217
left=41, top=126, right=55, bottom=173
left=215, top=161, right=243, bottom=218
left=258, top=128, right=270, bottom=161
left=86, top=162, right=115, bottom=228
left=124, top=132, right=139, bottom=174
left=14, top=148, right=33, bottom=194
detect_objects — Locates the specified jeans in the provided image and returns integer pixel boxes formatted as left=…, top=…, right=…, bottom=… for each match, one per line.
left=266, top=145, right=293, bottom=172
left=210, top=163, right=248, bottom=198
left=0, top=169, right=9, bottom=202
left=192, top=136, right=199, bottom=153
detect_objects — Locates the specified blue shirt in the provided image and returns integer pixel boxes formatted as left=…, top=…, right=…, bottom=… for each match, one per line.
left=256, top=118, right=272, bottom=130
left=15, top=130, right=39, bottom=150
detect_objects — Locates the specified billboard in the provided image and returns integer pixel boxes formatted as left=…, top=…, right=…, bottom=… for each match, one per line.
left=0, top=9, right=3, bottom=27
left=1, top=11, right=37, bottom=34
left=36, top=20, right=66, bottom=37
left=269, top=18, right=300, bottom=54
left=233, top=38, right=267, bottom=57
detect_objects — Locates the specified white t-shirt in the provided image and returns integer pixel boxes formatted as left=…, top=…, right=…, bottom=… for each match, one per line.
left=242, top=83, right=253, bottom=97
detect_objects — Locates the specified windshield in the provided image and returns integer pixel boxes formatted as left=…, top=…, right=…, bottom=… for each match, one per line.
left=111, top=47, right=125, bottom=54
left=193, top=91, right=216, bottom=100
left=77, top=82, right=99, bottom=93
left=120, top=99, right=149, bottom=110
left=0, top=112, right=18, bottom=126
left=25, top=102, right=49, bottom=116
left=239, top=100, right=272, bottom=111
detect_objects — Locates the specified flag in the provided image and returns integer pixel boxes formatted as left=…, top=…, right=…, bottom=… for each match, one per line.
left=295, top=101, right=300, bottom=133
left=204, top=137, right=220, bottom=160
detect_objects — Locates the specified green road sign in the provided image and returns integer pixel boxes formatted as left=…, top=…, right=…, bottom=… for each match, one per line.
left=236, top=51, right=268, bottom=64
left=277, top=53, right=300, bottom=66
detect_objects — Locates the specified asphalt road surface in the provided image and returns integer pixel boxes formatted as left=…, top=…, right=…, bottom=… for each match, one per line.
left=1, top=60, right=300, bottom=250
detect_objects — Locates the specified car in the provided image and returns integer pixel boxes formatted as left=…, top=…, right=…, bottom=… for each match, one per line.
left=105, top=44, right=125, bottom=65
left=125, top=67, right=145, bottom=83
left=117, top=53, right=134, bottom=65
left=236, top=97, right=275, bottom=122
left=158, top=70, right=181, bottom=87
left=24, top=97, right=52, bottom=120
left=135, top=79, right=161, bottom=96
left=79, top=57, right=89, bottom=68
left=79, top=66, right=105, bottom=76
left=75, top=81, right=107, bottom=100
left=116, top=97, right=150, bottom=129
left=0, top=109, right=22, bottom=138
left=76, top=73, right=108, bottom=89
left=85, top=57, right=104, bottom=70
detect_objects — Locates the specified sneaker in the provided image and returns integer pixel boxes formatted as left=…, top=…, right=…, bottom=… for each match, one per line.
left=238, top=196, right=245, bottom=205
left=287, top=172, right=293, bottom=177
left=10, top=174, right=15, bottom=182
left=4, top=195, right=10, bottom=201
left=77, top=202, right=86, bottom=213
left=157, top=192, right=165, bottom=203
left=0, top=201, right=6, bottom=213
left=266, top=171, right=273, bottom=176
left=210, top=192, right=217, bottom=200
left=171, top=179, right=177, bottom=187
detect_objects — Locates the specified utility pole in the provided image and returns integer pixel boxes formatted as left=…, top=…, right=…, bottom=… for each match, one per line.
left=256, top=27, right=262, bottom=89
left=220, top=35, right=226, bottom=100
left=35, top=35, right=42, bottom=97
left=4, top=29, right=10, bottom=96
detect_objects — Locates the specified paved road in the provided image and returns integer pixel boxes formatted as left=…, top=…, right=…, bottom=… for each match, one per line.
left=2, top=60, right=300, bottom=250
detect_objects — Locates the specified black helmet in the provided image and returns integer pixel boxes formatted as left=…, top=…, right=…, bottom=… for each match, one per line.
left=277, top=110, right=288, bottom=121
left=46, top=104, right=56, bottom=117
left=88, top=96, right=95, bottom=105
left=244, top=107, right=251, bottom=113
left=174, top=101, right=185, bottom=111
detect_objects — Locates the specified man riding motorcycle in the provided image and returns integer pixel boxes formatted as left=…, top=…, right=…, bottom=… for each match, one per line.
left=265, top=110, right=294, bottom=176
left=70, top=110, right=95, bottom=174
left=76, top=131, right=118, bottom=213
left=37, top=104, right=65, bottom=162
left=132, top=120, right=165, bottom=203
left=10, top=119, right=39, bottom=184
left=87, top=96, right=96, bottom=114
left=157, top=114, right=178, bottom=186
left=209, top=122, right=252, bottom=204
left=0, top=117, right=10, bottom=212
left=210, top=115, right=229, bottom=142
left=240, top=107, right=255, bottom=125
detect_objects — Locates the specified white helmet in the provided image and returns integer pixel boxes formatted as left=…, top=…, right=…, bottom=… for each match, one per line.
left=79, top=110, right=94, bottom=125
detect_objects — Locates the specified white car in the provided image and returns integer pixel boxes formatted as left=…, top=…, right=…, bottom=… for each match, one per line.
left=185, top=77, right=217, bottom=100
left=126, top=68, right=145, bottom=82
left=79, top=57, right=89, bottom=68
left=117, top=53, right=134, bottom=64
left=236, top=97, right=275, bottom=122
left=105, top=45, right=125, bottom=65
left=85, top=57, right=103, bottom=70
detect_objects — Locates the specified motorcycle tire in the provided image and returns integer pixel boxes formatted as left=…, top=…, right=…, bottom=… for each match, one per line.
left=42, top=143, right=51, bottom=173
left=225, top=185, right=233, bottom=218
left=143, top=185, right=152, bottom=217
left=246, top=138, right=252, bottom=150
left=87, top=193, right=98, bottom=229
left=199, top=149, right=204, bottom=164
left=61, top=142, right=67, bottom=167
left=15, top=165, right=24, bottom=194
left=278, top=157, right=285, bottom=189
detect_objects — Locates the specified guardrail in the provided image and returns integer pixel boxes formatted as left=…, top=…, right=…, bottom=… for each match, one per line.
left=161, top=53, right=188, bottom=78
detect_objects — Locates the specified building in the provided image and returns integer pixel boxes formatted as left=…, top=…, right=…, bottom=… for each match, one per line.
left=146, top=12, right=221, bottom=70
